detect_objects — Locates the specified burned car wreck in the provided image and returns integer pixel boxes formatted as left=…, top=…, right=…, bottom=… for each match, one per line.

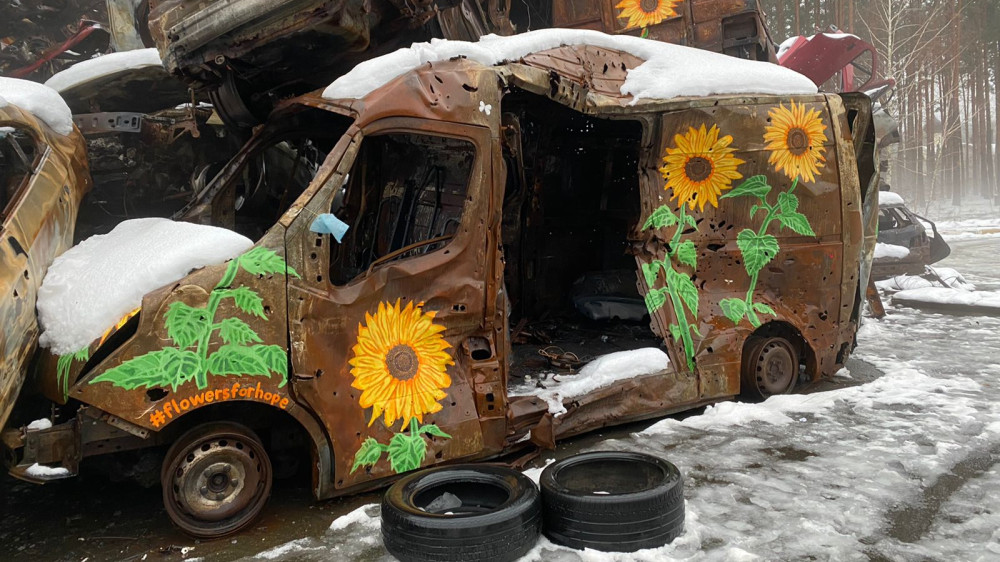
left=4, top=29, right=877, bottom=538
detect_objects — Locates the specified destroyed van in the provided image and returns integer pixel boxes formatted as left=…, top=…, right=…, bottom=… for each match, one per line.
left=3, top=31, right=878, bottom=538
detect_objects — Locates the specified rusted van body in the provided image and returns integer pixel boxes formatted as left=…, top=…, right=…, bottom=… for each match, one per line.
left=5, top=41, right=877, bottom=537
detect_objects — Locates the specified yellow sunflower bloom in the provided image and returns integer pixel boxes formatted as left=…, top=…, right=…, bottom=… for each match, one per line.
left=659, top=124, right=745, bottom=212
left=615, top=0, right=680, bottom=29
left=763, top=101, right=828, bottom=183
left=349, top=299, right=453, bottom=428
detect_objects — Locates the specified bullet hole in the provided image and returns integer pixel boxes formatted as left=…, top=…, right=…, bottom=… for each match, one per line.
left=146, top=388, right=168, bottom=401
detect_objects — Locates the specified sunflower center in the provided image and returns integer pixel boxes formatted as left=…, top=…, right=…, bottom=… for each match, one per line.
left=640, top=0, right=659, bottom=13
left=786, top=128, right=810, bottom=155
left=386, top=344, right=419, bottom=381
left=685, top=156, right=713, bottom=182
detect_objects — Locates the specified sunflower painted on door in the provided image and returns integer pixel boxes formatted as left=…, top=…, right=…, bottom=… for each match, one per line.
left=349, top=299, right=454, bottom=474
left=615, top=0, right=683, bottom=31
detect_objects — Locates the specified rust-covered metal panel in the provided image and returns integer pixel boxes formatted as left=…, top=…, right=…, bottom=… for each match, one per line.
left=0, top=105, right=91, bottom=431
left=550, top=0, right=774, bottom=62
left=66, top=229, right=296, bottom=432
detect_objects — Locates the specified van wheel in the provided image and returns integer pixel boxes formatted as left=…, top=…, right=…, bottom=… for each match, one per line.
left=381, top=464, right=541, bottom=562
left=741, top=335, right=799, bottom=400
left=539, top=451, right=684, bottom=552
left=161, top=422, right=272, bottom=538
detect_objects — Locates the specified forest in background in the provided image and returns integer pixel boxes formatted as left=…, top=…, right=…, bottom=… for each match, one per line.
left=760, top=0, right=999, bottom=215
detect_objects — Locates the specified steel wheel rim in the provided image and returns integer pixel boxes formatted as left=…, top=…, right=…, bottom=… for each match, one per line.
left=165, top=430, right=270, bottom=535
left=754, top=339, right=796, bottom=396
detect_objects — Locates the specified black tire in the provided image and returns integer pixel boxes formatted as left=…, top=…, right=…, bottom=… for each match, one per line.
left=161, top=422, right=272, bottom=539
left=381, top=464, right=541, bottom=562
left=540, top=451, right=684, bottom=552
left=741, top=334, right=800, bottom=400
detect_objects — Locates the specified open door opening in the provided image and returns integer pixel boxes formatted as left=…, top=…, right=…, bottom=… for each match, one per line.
left=498, top=94, right=661, bottom=392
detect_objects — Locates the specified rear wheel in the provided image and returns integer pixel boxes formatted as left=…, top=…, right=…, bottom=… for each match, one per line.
left=161, top=422, right=272, bottom=538
left=741, top=335, right=799, bottom=400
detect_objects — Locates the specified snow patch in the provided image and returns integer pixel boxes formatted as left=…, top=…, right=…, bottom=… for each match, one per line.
left=876, top=275, right=934, bottom=292
left=44, top=48, right=163, bottom=93
left=329, top=504, right=380, bottom=532
left=254, top=538, right=321, bottom=560
left=0, top=78, right=73, bottom=135
left=26, top=418, right=52, bottom=430
left=892, top=287, right=1000, bottom=310
left=874, top=242, right=910, bottom=260
left=324, top=29, right=816, bottom=102
left=26, top=463, right=69, bottom=477
left=37, top=218, right=253, bottom=355
left=510, top=348, right=670, bottom=416
left=879, top=191, right=905, bottom=206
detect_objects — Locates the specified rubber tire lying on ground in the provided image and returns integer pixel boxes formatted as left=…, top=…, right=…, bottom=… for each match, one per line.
left=381, top=464, right=542, bottom=562
left=540, top=451, right=684, bottom=552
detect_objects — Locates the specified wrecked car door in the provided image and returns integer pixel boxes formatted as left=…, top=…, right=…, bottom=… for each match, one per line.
left=287, top=117, right=493, bottom=489
left=0, top=106, right=90, bottom=430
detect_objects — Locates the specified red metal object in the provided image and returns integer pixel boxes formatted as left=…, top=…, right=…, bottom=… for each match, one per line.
left=7, top=20, right=107, bottom=79
left=778, top=32, right=894, bottom=93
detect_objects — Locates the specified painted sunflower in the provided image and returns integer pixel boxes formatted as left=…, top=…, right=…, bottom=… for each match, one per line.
left=660, top=124, right=745, bottom=212
left=763, top=101, right=828, bottom=183
left=615, top=0, right=680, bottom=29
left=349, top=299, right=453, bottom=428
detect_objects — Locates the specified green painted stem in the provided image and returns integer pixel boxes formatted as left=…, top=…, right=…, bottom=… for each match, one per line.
left=410, top=418, right=419, bottom=436
left=741, top=178, right=799, bottom=326
left=667, top=206, right=696, bottom=371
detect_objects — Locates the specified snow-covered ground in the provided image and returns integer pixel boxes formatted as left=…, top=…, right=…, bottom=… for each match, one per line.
left=236, top=226, right=1000, bottom=560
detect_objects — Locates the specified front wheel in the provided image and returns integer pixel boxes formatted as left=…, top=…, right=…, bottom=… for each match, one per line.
left=741, top=335, right=799, bottom=400
left=161, top=422, right=272, bottom=538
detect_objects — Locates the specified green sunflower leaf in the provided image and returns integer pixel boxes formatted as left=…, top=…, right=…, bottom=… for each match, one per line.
left=641, top=261, right=661, bottom=287
left=777, top=191, right=799, bottom=214
left=682, top=213, right=699, bottom=230
left=418, top=424, right=452, bottom=439
left=89, top=350, right=170, bottom=390
left=218, top=317, right=262, bottom=346
left=238, top=247, right=299, bottom=278
left=387, top=433, right=427, bottom=474
left=351, top=438, right=385, bottom=473
left=675, top=240, right=697, bottom=269
left=644, top=288, right=668, bottom=314
left=777, top=211, right=816, bottom=237
left=165, top=302, right=210, bottom=350
left=226, top=287, right=266, bottom=318
left=721, top=175, right=771, bottom=201
left=736, top=229, right=780, bottom=277
left=642, top=206, right=678, bottom=231
left=720, top=298, right=748, bottom=325
left=753, top=302, right=778, bottom=317
left=254, top=344, right=290, bottom=387
left=668, top=323, right=683, bottom=341
left=158, top=348, right=205, bottom=391
left=207, top=345, right=271, bottom=378
left=667, top=268, right=699, bottom=317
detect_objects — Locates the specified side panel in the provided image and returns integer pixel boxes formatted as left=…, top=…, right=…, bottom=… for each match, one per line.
left=637, top=95, right=845, bottom=398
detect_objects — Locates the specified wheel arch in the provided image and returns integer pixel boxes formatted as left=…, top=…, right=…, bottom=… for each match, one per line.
left=156, top=400, right=335, bottom=500
left=742, top=320, right=816, bottom=382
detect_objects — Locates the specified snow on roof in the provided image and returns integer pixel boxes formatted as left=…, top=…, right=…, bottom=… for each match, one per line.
left=44, top=48, right=163, bottom=93
left=0, top=78, right=74, bottom=135
left=38, top=218, right=253, bottom=355
left=879, top=191, right=905, bottom=206
left=324, top=29, right=817, bottom=102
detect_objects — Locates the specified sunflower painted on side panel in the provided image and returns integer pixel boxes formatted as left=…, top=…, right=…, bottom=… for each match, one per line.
left=350, top=299, right=455, bottom=475
left=763, top=101, right=828, bottom=183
